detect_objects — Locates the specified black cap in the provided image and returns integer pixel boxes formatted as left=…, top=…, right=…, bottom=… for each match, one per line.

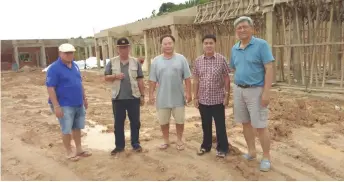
left=116, top=37, right=130, bottom=46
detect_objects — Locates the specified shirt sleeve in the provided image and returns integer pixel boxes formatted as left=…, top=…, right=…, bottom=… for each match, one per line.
left=260, top=42, right=275, bottom=64
left=192, top=58, right=199, bottom=77
left=149, top=59, right=158, bottom=82
left=137, top=62, right=144, bottom=79
left=182, top=56, right=192, bottom=80
left=229, top=50, right=235, bottom=70
left=46, top=67, right=58, bottom=87
left=222, top=57, right=231, bottom=74
left=104, top=61, right=112, bottom=75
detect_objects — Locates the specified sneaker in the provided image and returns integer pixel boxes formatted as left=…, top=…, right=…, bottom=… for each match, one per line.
left=133, top=144, right=143, bottom=152
left=110, top=148, right=124, bottom=155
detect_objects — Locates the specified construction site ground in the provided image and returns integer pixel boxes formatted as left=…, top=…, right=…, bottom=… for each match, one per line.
left=1, top=69, right=344, bottom=181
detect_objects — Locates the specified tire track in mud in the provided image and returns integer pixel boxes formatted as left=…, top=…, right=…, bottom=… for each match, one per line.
left=287, top=141, right=344, bottom=180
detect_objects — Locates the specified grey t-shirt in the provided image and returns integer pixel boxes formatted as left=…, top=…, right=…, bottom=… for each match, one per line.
left=104, top=61, right=143, bottom=100
left=149, top=53, right=191, bottom=109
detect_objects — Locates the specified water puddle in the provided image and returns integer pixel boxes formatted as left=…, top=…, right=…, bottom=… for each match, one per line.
left=82, top=120, right=114, bottom=151
left=82, top=120, right=152, bottom=151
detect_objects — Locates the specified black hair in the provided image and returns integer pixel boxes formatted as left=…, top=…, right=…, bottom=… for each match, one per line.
left=160, top=34, right=175, bottom=43
left=202, top=34, right=216, bottom=43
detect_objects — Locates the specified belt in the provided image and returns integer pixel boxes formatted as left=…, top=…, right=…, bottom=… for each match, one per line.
left=236, top=84, right=255, bottom=88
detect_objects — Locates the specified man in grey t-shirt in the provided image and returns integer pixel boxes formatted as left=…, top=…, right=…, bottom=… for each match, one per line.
left=149, top=35, right=192, bottom=151
left=104, top=37, right=145, bottom=155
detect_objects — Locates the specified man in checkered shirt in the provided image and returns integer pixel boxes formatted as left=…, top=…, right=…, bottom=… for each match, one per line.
left=192, top=34, right=231, bottom=158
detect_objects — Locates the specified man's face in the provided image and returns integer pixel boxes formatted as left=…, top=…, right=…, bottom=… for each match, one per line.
left=117, top=45, right=130, bottom=57
left=203, top=38, right=216, bottom=54
left=235, top=21, right=253, bottom=40
left=59, top=52, right=74, bottom=62
left=161, top=37, right=174, bottom=54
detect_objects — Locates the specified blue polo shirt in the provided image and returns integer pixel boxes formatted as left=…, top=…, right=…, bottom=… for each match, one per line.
left=46, top=58, right=83, bottom=107
left=229, top=36, right=275, bottom=86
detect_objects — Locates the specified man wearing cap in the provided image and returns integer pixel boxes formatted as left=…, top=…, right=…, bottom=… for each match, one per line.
left=104, top=37, right=145, bottom=155
left=46, top=43, right=91, bottom=161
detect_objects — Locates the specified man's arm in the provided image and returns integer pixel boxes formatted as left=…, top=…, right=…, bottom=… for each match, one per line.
left=137, top=62, right=145, bottom=96
left=261, top=42, right=275, bottom=93
left=263, top=62, right=273, bottom=93
left=182, top=57, right=192, bottom=97
left=46, top=68, right=59, bottom=107
left=222, top=57, right=231, bottom=94
left=149, top=61, right=157, bottom=99
left=104, top=61, right=116, bottom=82
left=192, top=59, right=199, bottom=99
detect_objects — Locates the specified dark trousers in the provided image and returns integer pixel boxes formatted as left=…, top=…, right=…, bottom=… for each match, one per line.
left=112, top=99, right=140, bottom=149
left=198, top=103, right=229, bottom=153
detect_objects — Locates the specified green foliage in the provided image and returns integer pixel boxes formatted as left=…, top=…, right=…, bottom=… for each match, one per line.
left=142, top=0, right=210, bottom=20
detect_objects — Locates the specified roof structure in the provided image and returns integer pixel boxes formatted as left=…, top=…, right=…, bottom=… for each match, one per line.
left=94, top=7, right=197, bottom=38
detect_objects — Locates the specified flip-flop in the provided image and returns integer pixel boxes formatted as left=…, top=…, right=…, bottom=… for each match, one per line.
left=242, top=153, right=256, bottom=161
left=158, top=143, right=169, bottom=150
left=77, top=151, right=92, bottom=157
left=176, top=143, right=185, bottom=151
left=66, top=155, right=80, bottom=162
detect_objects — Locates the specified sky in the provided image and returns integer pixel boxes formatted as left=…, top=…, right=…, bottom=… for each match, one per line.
left=0, top=0, right=186, bottom=40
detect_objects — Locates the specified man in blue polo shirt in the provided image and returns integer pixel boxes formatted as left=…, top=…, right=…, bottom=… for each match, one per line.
left=46, top=43, right=92, bottom=161
left=230, top=16, right=274, bottom=172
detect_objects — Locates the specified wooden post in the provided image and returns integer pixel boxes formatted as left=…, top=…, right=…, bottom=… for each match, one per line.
left=321, top=2, right=334, bottom=87
left=143, top=30, right=150, bottom=73
left=265, top=8, right=277, bottom=84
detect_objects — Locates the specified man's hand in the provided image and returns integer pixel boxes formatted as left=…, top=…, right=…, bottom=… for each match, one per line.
left=193, top=98, right=199, bottom=108
left=115, top=73, right=125, bottom=80
left=148, top=96, right=155, bottom=105
left=185, top=93, right=192, bottom=103
left=84, top=98, right=88, bottom=109
left=140, top=96, right=145, bottom=106
left=54, top=106, right=63, bottom=118
left=261, top=91, right=270, bottom=107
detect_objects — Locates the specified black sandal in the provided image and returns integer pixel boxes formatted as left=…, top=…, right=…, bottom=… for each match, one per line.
left=197, top=148, right=209, bottom=156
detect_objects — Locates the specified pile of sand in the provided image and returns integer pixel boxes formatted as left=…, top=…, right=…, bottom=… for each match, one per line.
left=19, top=66, right=36, bottom=72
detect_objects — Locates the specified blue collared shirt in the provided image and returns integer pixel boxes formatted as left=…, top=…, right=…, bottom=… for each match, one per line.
left=229, top=36, right=275, bottom=86
left=46, top=58, right=83, bottom=107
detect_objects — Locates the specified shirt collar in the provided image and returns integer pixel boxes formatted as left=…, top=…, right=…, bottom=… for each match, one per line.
left=235, top=36, right=256, bottom=50
left=203, top=52, right=217, bottom=59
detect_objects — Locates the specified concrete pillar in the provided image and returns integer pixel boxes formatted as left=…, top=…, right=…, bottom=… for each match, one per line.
left=84, top=47, right=88, bottom=59
left=130, top=37, right=136, bottom=57
left=14, top=46, right=19, bottom=69
left=40, top=45, right=47, bottom=67
left=77, top=47, right=81, bottom=61
left=143, top=31, right=150, bottom=72
left=170, top=25, right=180, bottom=53
left=101, top=43, right=108, bottom=66
left=95, top=39, right=101, bottom=68
left=107, top=36, right=114, bottom=58
left=265, top=9, right=277, bottom=84
left=88, top=45, right=93, bottom=57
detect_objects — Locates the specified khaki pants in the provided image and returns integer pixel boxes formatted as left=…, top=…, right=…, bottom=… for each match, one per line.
left=157, top=107, right=185, bottom=125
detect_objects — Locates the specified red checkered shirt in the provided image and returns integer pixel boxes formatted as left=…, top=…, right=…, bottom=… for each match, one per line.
left=193, top=53, right=230, bottom=105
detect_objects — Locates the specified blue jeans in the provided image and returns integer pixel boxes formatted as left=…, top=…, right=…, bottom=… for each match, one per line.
left=112, top=99, right=140, bottom=149
left=50, top=105, right=86, bottom=134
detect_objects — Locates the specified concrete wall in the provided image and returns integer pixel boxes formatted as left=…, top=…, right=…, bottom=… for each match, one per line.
left=95, top=7, right=197, bottom=38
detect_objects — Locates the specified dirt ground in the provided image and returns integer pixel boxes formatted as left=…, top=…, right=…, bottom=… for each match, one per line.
left=2, top=69, right=344, bottom=181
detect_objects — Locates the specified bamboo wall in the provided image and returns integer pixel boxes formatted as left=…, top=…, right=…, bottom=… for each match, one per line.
left=273, top=1, right=344, bottom=88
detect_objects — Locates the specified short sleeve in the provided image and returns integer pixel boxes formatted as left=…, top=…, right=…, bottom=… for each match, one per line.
left=260, top=42, right=275, bottom=64
left=104, top=61, right=112, bottom=75
left=182, top=57, right=191, bottom=79
left=137, top=62, right=144, bottom=78
left=221, top=57, right=230, bottom=74
left=192, top=58, right=199, bottom=77
left=149, top=59, right=158, bottom=82
left=230, top=49, right=235, bottom=70
left=46, top=67, right=58, bottom=87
